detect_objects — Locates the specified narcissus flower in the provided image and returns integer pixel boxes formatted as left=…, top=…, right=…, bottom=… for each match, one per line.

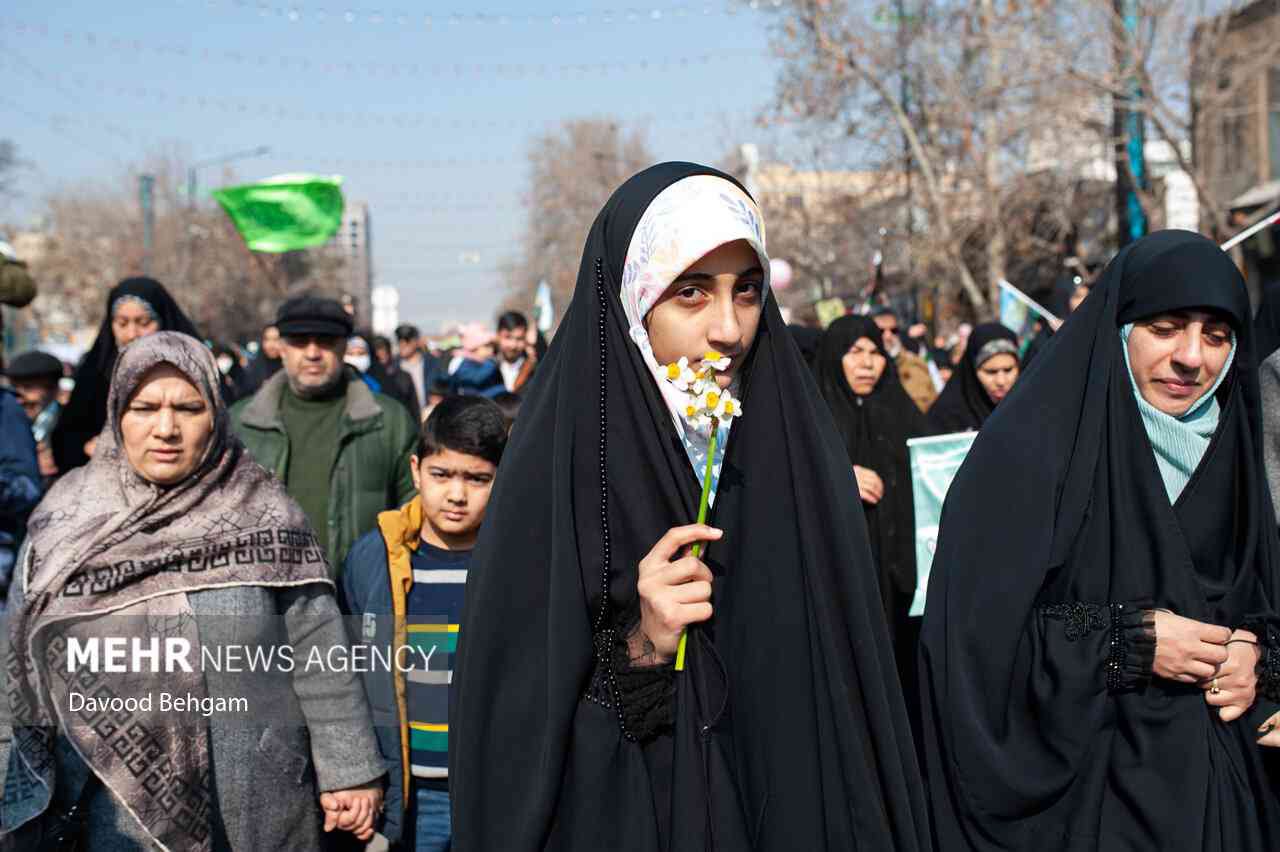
left=662, top=356, right=700, bottom=393
left=659, top=348, right=746, bottom=673
left=714, top=393, right=743, bottom=424
left=702, top=350, right=732, bottom=372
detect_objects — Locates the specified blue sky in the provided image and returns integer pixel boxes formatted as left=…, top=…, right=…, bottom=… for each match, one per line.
left=2, top=0, right=785, bottom=330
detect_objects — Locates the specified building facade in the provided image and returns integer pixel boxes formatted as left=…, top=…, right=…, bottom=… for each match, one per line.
left=329, top=201, right=374, bottom=326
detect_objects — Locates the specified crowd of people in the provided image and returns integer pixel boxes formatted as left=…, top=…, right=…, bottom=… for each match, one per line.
left=0, top=162, right=1278, bottom=851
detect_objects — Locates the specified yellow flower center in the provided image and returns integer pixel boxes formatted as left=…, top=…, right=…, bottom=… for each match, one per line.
left=723, top=401, right=736, bottom=415
left=685, top=405, right=698, bottom=418
left=666, top=363, right=681, bottom=380
left=706, top=392, right=720, bottom=408
left=704, top=350, right=723, bottom=362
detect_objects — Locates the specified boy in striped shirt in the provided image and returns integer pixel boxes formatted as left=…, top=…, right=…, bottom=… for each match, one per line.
left=341, top=396, right=507, bottom=850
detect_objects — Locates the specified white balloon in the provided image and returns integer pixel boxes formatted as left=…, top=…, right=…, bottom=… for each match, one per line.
left=770, top=258, right=794, bottom=291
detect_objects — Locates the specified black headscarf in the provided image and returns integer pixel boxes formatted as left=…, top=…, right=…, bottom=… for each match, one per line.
left=787, top=323, right=822, bottom=369
left=451, top=163, right=930, bottom=851
left=814, top=315, right=927, bottom=620
left=924, top=322, right=1018, bottom=434
left=51, top=277, right=201, bottom=472
left=1022, top=273, right=1077, bottom=367
left=920, top=230, right=1280, bottom=850
left=1254, top=277, right=1280, bottom=365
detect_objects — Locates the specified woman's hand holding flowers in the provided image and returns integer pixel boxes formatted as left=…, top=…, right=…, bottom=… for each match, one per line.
left=630, top=524, right=723, bottom=667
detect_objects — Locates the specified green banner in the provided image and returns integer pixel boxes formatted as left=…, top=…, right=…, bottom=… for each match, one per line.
left=907, top=431, right=977, bottom=616
left=213, top=173, right=344, bottom=253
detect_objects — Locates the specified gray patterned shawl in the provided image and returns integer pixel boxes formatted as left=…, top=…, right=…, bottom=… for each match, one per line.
left=3, top=331, right=330, bottom=851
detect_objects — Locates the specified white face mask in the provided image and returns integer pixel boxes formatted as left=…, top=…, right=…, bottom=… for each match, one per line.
left=216, top=356, right=234, bottom=375
left=345, top=354, right=371, bottom=373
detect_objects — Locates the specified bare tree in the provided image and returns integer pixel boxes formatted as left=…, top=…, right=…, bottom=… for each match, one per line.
left=503, top=119, right=656, bottom=319
left=1056, top=0, right=1280, bottom=240
left=766, top=0, right=1117, bottom=312
left=19, top=151, right=348, bottom=344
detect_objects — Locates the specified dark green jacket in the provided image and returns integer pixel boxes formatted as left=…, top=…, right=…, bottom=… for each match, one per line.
left=230, top=369, right=418, bottom=575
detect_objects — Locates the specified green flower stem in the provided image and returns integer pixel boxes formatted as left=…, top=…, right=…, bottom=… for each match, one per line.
left=675, top=417, right=719, bottom=672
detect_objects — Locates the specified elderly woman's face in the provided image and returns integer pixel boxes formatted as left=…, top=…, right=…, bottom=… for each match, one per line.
left=120, top=364, right=214, bottom=485
left=842, top=337, right=887, bottom=397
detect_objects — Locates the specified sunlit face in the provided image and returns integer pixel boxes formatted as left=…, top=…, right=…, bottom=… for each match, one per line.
left=645, top=239, right=765, bottom=390
left=842, top=337, right=887, bottom=397
left=282, top=334, right=346, bottom=398
left=496, top=326, right=527, bottom=362
left=1126, top=310, right=1233, bottom=417
left=261, top=326, right=282, bottom=359
left=12, top=378, right=58, bottom=420
left=120, top=364, right=214, bottom=486
left=411, top=448, right=497, bottom=548
left=976, top=352, right=1019, bottom=405
left=112, top=300, right=160, bottom=349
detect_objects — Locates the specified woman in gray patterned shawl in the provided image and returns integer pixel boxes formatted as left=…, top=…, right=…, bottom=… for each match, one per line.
left=1, top=332, right=385, bottom=851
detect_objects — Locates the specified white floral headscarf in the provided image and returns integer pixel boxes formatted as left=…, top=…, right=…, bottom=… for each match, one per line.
left=621, top=174, right=770, bottom=502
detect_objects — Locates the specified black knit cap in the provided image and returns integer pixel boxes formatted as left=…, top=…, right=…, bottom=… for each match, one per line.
left=5, top=350, right=64, bottom=380
left=275, top=295, right=353, bottom=338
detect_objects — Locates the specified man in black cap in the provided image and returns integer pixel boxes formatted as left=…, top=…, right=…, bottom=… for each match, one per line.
left=5, top=351, right=64, bottom=423
left=231, top=296, right=418, bottom=574
left=4, top=350, right=64, bottom=481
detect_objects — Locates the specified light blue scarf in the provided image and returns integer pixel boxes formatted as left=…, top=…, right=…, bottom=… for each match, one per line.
left=1120, top=323, right=1236, bottom=502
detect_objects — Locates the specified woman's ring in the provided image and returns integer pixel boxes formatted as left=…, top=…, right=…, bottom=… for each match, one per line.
left=1210, top=677, right=1222, bottom=695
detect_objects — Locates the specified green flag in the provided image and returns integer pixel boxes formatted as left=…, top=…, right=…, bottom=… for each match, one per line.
left=907, top=431, right=977, bottom=616
left=213, top=173, right=344, bottom=253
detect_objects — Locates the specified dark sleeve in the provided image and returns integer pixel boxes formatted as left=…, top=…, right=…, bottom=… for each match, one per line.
left=605, top=606, right=675, bottom=743
left=1037, top=601, right=1156, bottom=693
left=0, top=394, right=42, bottom=517
left=1254, top=621, right=1280, bottom=703
left=279, top=583, right=387, bottom=792
left=339, top=538, right=405, bottom=844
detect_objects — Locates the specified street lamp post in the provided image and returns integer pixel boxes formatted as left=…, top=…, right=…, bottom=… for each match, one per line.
left=187, top=145, right=272, bottom=207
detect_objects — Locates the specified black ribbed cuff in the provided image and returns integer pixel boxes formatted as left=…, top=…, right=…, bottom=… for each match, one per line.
left=1040, top=601, right=1154, bottom=693
left=611, top=639, right=675, bottom=742
left=1105, top=604, right=1155, bottom=694
left=1255, top=623, right=1280, bottom=703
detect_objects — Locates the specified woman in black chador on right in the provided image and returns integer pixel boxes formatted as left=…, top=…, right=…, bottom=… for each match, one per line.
left=921, top=230, right=1280, bottom=851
